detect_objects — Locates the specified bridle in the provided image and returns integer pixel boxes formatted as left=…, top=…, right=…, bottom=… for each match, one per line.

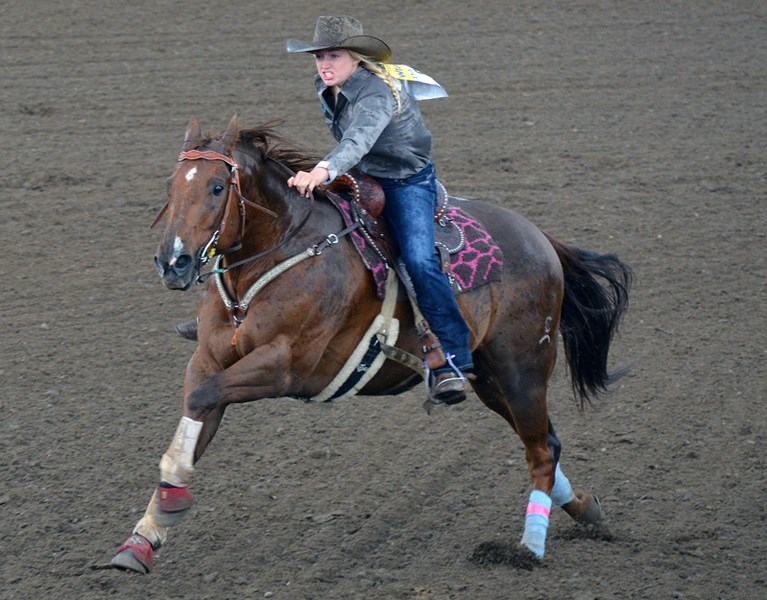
left=153, top=145, right=364, bottom=338
left=152, top=148, right=314, bottom=283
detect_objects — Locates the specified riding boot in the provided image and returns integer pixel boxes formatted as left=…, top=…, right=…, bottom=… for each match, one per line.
left=416, top=317, right=446, bottom=370
left=417, top=317, right=471, bottom=405
left=174, top=319, right=198, bottom=341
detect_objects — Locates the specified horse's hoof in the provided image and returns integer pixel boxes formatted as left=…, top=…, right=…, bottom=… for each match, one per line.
left=110, top=534, right=155, bottom=574
left=563, top=490, right=604, bottom=525
left=154, top=506, right=191, bottom=527
left=515, top=543, right=543, bottom=570
left=576, top=491, right=604, bottom=524
left=154, top=484, right=194, bottom=527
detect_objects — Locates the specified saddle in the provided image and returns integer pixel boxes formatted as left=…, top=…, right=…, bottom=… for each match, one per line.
left=325, top=169, right=465, bottom=291
left=323, top=169, right=504, bottom=371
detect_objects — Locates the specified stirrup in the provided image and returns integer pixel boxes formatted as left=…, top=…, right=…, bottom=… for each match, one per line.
left=423, top=355, right=473, bottom=413
left=432, top=371, right=468, bottom=403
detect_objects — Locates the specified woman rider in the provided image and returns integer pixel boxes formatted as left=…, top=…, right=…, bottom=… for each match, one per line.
left=286, top=16, right=473, bottom=404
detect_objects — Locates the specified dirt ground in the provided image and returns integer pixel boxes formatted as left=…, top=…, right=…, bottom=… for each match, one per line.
left=1, top=1, right=765, bottom=599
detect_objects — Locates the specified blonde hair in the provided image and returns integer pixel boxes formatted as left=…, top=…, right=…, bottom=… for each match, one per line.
left=349, top=51, right=402, bottom=116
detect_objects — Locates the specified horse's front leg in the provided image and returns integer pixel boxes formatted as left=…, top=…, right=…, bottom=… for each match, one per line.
left=110, top=405, right=226, bottom=574
left=112, top=343, right=292, bottom=573
left=163, top=340, right=294, bottom=493
left=156, top=341, right=300, bottom=514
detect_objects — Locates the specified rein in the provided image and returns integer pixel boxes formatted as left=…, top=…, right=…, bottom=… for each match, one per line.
left=213, top=201, right=361, bottom=340
left=208, top=155, right=316, bottom=280
left=212, top=218, right=360, bottom=319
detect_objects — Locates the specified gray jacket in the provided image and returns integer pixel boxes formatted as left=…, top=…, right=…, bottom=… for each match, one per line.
left=315, top=67, right=433, bottom=180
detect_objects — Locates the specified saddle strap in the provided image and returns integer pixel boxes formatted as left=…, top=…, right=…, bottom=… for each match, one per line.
left=384, top=259, right=446, bottom=371
left=311, top=268, right=440, bottom=401
left=310, top=267, right=400, bottom=402
left=415, top=315, right=447, bottom=370
left=377, top=337, right=425, bottom=376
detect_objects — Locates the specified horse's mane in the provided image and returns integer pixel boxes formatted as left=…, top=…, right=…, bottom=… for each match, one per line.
left=188, top=118, right=322, bottom=175
left=196, top=119, right=321, bottom=173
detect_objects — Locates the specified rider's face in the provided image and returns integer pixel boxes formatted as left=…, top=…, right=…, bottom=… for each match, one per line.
left=314, top=49, right=360, bottom=89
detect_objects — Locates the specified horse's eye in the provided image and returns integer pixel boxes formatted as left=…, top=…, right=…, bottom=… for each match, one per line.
left=212, top=183, right=225, bottom=196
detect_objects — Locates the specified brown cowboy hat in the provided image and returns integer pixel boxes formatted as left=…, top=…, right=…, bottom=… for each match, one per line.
left=286, top=16, right=392, bottom=62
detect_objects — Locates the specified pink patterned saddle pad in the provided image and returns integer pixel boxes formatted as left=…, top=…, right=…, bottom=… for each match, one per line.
left=327, top=194, right=503, bottom=300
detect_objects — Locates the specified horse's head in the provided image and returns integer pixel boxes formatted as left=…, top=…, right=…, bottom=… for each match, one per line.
left=153, top=115, right=245, bottom=290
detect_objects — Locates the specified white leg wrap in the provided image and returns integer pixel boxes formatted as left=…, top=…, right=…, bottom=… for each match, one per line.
left=160, top=416, right=203, bottom=487
left=550, top=462, right=576, bottom=507
left=520, top=490, right=552, bottom=559
left=133, top=490, right=168, bottom=548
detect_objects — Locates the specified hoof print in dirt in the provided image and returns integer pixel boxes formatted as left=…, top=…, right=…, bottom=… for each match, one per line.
left=468, top=541, right=541, bottom=570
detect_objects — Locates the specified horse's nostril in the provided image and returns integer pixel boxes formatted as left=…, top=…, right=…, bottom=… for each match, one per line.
left=173, top=254, right=193, bottom=274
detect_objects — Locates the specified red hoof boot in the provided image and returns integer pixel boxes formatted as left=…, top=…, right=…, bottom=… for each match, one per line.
left=111, top=534, right=156, bottom=574
left=154, top=484, right=195, bottom=527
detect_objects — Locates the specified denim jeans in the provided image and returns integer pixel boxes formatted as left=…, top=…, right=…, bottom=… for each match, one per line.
left=376, top=163, right=473, bottom=372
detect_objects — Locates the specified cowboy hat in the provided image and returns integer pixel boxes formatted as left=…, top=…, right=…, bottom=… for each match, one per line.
left=286, top=16, right=392, bottom=62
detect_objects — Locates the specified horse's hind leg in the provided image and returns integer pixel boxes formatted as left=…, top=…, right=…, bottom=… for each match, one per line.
left=553, top=466, right=604, bottom=525
left=472, top=358, right=557, bottom=559
left=514, top=399, right=556, bottom=560
left=547, top=422, right=604, bottom=525
left=473, top=357, right=604, bottom=562
left=111, top=406, right=225, bottom=573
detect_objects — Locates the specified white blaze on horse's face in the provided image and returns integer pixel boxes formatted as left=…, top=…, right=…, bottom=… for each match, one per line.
left=169, top=235, right=184, bottom=266
left=185, top=166, right=197, bottom=183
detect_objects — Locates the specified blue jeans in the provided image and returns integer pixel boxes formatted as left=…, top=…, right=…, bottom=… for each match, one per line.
left=376, top=163, right=473, bottom=373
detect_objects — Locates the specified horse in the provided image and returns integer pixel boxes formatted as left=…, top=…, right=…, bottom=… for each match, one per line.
left=110, top=115, right=632, bottom=573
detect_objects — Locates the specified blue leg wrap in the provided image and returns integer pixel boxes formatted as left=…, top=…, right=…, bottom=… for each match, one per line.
left=550, top=462, right=576, bottom=507
left=520, top=490, right=552, bottom=559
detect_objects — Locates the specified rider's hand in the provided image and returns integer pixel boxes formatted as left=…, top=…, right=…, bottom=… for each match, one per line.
left=287, top=166, right=329, bottom=198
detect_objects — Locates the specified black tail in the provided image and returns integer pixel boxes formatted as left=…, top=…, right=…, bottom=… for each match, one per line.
left=545, top=233, right=633, bottom=407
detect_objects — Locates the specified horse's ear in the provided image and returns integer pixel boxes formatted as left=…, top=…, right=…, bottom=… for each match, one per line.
left=183, top=117, right=202, bottom=151
left=221, top=113, right=240, bottom=153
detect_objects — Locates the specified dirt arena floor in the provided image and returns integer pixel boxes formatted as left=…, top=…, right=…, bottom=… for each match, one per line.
left=2, top=1, right=765, bottom=598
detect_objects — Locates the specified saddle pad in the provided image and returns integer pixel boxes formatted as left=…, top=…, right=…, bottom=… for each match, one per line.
left=445, top=204, right=504, bottom=293
left=329, top=195, right=503, bottom=299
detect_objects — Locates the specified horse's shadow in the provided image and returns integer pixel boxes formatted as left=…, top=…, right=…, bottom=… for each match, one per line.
left=468, top=541, right=542, bottom=570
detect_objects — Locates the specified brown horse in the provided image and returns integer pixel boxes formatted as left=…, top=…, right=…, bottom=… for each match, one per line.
left=111, top=115, right=632, bottom=573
